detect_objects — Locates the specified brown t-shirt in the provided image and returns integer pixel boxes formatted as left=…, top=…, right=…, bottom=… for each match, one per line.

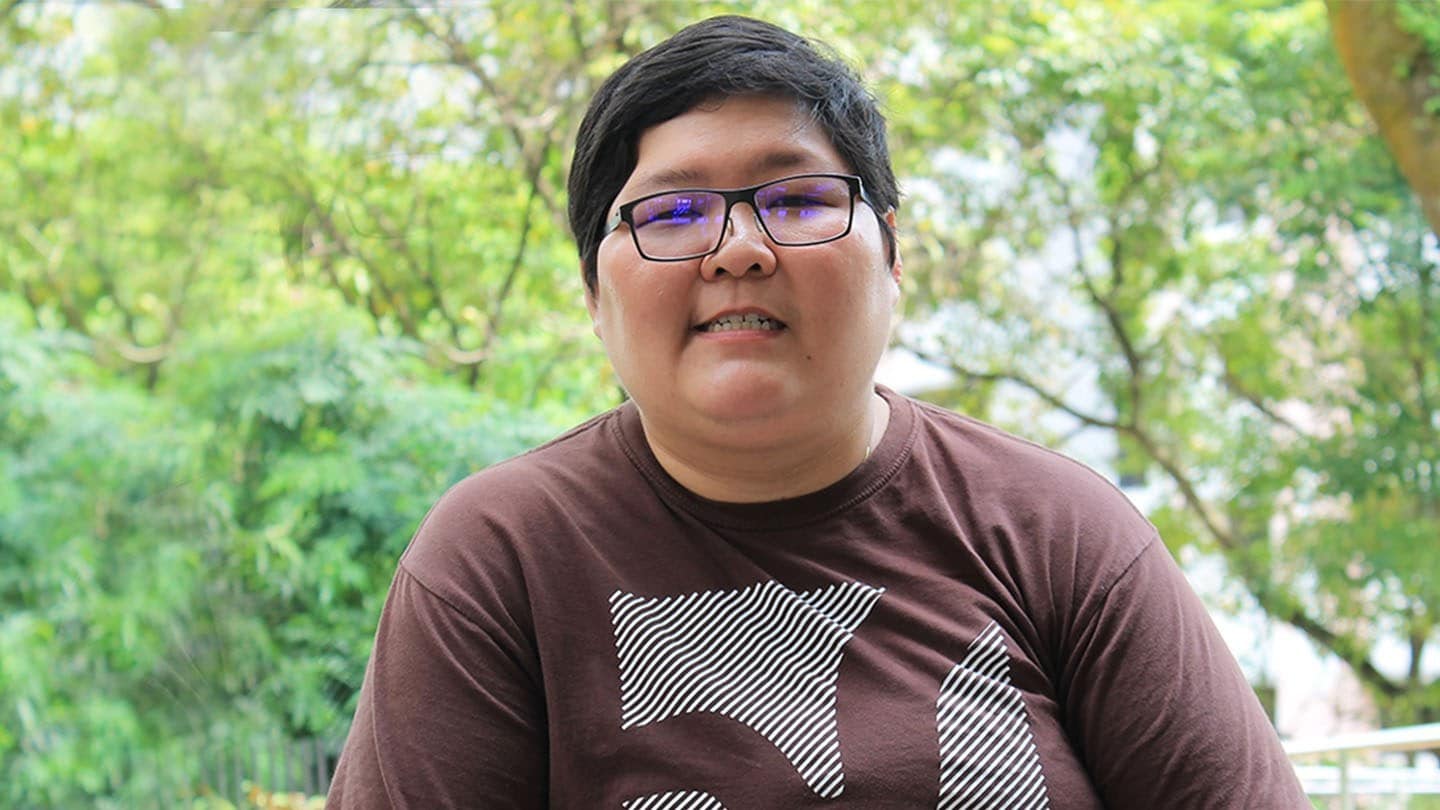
left=327, top=388, right=1307, bottom=809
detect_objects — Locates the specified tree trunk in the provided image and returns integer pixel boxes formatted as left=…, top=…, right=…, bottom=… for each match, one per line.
left=1328, top=0, right=1440, bottom=238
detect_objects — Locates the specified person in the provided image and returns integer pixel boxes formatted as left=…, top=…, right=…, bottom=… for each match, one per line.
left=326, top=15, right=1309, bottom=809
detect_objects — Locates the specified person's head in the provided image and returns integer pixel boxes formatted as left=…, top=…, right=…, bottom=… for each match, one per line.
left=571, top=16, right=903, bottom=475
left=568, top=15, right=899, bottom=295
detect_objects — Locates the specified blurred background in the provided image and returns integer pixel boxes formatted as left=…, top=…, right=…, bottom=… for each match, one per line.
left=2, top=1, right=1437, bottom=807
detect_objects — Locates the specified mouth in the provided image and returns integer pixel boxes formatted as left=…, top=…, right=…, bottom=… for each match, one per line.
left=694, top=312, right=787, bottom=333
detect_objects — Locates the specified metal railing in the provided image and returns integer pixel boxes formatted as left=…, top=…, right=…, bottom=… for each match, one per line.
left=1285, top=722, right=1440, bottom=810
left=95, top=733, right=339, bottom=808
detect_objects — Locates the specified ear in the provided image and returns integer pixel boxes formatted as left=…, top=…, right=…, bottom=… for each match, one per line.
left=884, top=208, right=903, bottom=286
left=584, top=281, right=602, bottom=340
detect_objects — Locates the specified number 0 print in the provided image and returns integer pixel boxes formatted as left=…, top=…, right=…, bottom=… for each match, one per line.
left=937, top=622, right=1051, bottom=809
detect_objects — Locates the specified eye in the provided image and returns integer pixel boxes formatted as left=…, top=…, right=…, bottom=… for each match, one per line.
left=766, top=193, right=838, bottom=209
left=757, top=178, right=849, bottom=215
left=634, top=195, right=714, bottom=228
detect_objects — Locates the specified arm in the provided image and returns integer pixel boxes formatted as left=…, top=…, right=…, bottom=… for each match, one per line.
left=326, top=563, right=548, bottom=809
left=1060, top=538, right=1308, bottom=809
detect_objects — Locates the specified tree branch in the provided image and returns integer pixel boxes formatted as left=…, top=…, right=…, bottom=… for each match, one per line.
left=1043, top=161, right=1147, bottom=420
left=108, top=340, right=171, bottom=365
left=18, top=221, right=86, bottom=333
left=1123, top=424, right=1234, bottom=546
left=903, top=343, right=1125, bottom=432
left=289, top=173, right=418, bottom=337
left=415, top=196, right=464, bottom=347
left=405, top=7, right=568, bottom=214
left=477, top=148, right=546, bottom=367
left=1409, top=259, right=1436, bottom=427
left=1236, top=558, right=1405, bottom=701
left=1212, top=341, right=1310, bottom=436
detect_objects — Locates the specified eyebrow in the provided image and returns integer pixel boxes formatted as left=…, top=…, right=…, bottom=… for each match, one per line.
left=627, top=150, right=830, bottom=196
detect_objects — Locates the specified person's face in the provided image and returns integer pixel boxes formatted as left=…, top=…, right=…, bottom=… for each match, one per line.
left=586, top=94, right=901, bottom=444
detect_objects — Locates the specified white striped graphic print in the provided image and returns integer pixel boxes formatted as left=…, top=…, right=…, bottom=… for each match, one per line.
left=936, top=622, right=1050, bottom=809
left=622, top=790, right=728, bottom=809
left=610, top=580, right=884, bottom=798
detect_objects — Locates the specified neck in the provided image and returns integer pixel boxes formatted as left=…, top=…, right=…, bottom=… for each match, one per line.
left=639, top=390, right=889, bottom=503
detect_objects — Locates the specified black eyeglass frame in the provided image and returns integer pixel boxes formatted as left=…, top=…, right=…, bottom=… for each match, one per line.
left=602, top=172, right=878, bottom=262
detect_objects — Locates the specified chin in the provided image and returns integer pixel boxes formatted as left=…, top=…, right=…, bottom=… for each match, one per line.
left=685, top=376, right=799, bottom=424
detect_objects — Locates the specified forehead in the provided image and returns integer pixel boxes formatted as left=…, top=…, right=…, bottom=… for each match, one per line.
left=621, top=95, right=850, bottom=197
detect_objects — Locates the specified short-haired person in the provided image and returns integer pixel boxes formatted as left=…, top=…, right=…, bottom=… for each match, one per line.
left=327, top=15, right=1308, bottom=809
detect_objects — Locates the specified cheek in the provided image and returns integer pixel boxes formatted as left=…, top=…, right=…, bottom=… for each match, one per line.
left=598, top=238, right=671, bottom=300
left=609, top=266, right=691, bottom=325
left=604, top=277, right=662, bottom=326
left=825, top=245, right=897, bottom=315
left=594, top=272, right=678, bottom=354
left=846, top=219, right=897, bottom=297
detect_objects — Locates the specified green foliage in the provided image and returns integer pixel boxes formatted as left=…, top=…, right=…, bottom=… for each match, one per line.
left=1397, top=0, right=1440, bottom=115
left=1398, top=1, right=1440, bottom=59
left=0, top=304, right=552, bottom=806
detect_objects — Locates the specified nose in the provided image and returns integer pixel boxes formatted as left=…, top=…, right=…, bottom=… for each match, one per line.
left=699, top=202, right=777, bottom=281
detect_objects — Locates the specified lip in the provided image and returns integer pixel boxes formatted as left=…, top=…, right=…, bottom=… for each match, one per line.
left=692, top=306, right=788, bottom=334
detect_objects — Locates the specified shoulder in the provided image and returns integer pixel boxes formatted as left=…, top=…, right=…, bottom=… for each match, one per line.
left=399, top=405, right=636, bottom=612
left=912, top=398, right=1140, bottom=504
left=902, top=396, right=1157, bottom=579
left=431, top=399, right=654, bottom=520
left=446, top=405, right=627, bottom=506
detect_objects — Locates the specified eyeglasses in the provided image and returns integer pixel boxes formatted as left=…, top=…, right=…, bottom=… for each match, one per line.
left=603, top=172, right=875, bottom=262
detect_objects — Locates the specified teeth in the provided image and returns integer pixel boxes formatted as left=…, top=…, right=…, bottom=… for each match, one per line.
left=702, top=313, right=781, bottom=332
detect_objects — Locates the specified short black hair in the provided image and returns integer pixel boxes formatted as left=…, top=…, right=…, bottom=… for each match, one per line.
left=568, top=15, right=899, bottom=293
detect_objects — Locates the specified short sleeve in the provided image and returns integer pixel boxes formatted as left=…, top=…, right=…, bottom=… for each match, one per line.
left=1059, top=539, right=1308, bottom=809
left=325, top=564, right=547, bottom=809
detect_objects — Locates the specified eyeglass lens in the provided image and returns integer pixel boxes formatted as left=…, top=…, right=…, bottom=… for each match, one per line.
left=630, top=175, right=853, bottom=259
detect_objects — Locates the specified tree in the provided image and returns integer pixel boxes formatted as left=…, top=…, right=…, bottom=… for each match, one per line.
left=882, top=0, right=1438, bottom=724
left=0, top=2, right=621, bottom=409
